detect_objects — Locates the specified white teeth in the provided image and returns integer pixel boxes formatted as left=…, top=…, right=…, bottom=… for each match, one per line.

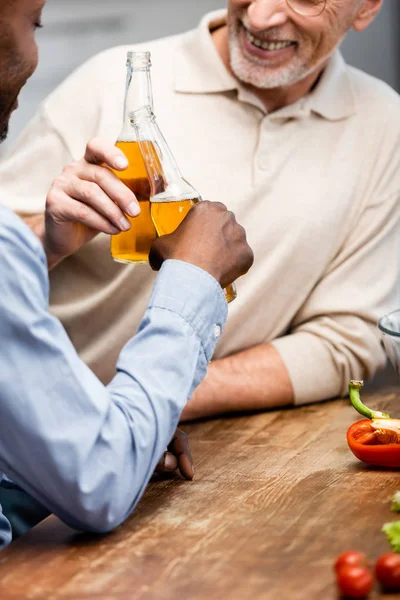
left=245, top=29, right=293, bottom=52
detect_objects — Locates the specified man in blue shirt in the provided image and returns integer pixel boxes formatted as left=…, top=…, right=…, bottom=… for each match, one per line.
left=0, top=0, right=253, bottom=549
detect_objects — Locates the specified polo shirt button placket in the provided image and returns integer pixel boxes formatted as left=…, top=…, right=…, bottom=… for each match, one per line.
left=256, top=117, right=272, bottom=173
left=257, top=150, right=270, bottom=172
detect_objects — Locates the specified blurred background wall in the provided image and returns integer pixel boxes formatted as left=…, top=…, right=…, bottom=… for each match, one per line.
left=1, top=0, right=399, bottom=157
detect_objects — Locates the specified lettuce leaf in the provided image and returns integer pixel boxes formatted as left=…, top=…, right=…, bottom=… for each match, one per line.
left=391, top=491, right=400, bottom=512
left=382, top=521, right=400, bottom=552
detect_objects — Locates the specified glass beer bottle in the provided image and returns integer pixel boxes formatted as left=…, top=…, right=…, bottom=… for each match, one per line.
left=130, top=106, right=237, bottom=303
left=110, top=51, right=157, bottom=263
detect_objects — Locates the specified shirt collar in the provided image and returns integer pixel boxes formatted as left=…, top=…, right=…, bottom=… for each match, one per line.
left=174, top=10, right=356, bottom=122
left=301, top=51, right=356, bottom=121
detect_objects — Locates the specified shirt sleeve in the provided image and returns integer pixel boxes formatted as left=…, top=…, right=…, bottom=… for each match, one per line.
left=272, top=189, right=400, bottom=405
left=0, top=214, right=227, bottom=533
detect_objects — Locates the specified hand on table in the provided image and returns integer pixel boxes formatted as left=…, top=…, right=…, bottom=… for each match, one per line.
left=155, top=429, right=194, bottom=480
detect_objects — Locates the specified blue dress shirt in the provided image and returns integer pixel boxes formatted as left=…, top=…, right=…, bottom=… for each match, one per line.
left=0, top=204, right=227, bottom=549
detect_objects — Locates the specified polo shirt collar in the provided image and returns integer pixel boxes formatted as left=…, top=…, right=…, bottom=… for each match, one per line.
left=174, top=10, right=356, bottom=122
left=302, top=51, right=356, bottom=121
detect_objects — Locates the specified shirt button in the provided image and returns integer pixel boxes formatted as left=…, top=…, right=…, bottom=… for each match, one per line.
left=214, top=325, right=221, bottom=339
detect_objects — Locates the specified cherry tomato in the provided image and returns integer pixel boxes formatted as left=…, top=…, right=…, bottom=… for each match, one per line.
left=375, top=553, right=400, bottom=591
left=336, top=565, right=373, bottom=599
left=334, top=551, right=368, bottom=573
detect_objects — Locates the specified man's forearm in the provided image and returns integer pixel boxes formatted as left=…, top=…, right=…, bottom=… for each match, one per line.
left=0, top=257, right=227, bottom=533
left=181, top=343, right=294, bottom=421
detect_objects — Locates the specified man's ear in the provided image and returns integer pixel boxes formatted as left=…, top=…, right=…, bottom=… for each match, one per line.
left=353, top=0, right=383, bottom=32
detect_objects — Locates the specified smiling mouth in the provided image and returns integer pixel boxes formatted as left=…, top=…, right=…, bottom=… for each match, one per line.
left=243, top=26, right=296, bottom=52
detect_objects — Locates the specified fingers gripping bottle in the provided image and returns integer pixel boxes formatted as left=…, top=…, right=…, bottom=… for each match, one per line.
left=130, top=105, right=237, bottom=303
left=110, top=52, right=157, bottom=263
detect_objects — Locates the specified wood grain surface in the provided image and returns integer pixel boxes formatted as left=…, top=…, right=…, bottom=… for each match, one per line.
left=0, top=389, right=399, bottom=600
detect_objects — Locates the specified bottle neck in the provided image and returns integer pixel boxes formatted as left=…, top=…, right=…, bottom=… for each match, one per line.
left=131, top=107, right=201, bottom=202
left=133, top=111, right=182, bottom=187
left=121, top=66, right=154, bottom=138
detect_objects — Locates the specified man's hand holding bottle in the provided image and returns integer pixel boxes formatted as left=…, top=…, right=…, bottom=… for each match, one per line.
left=149, top=200, right=254, bottom=289
left=44, top=138, right=254, bottom=289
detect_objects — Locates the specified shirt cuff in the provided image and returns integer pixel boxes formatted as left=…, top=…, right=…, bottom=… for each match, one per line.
left=148, top=260, right=228, bottom=362
left=271, top=332, right=343, bottom=406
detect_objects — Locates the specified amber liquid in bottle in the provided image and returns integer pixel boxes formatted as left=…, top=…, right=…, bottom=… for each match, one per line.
left=110, top=140, right=157, bottom=263
left=151, top=198, right=237, bottom=303
left=110, top=51, right=156, bottom=264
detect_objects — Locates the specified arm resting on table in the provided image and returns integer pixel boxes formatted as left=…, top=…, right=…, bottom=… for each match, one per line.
left=0, top=214, right=227, bottom=533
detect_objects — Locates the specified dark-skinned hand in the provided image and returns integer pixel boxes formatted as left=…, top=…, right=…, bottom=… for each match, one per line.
left=149, top=200, right=254, bottom=289
left=154, top=429, right=194, bottom=480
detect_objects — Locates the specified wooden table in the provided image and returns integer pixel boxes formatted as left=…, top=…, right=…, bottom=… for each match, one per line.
left=0, top=388, right=399, bottom=600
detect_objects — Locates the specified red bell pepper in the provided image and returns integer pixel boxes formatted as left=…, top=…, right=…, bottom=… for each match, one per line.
left=347, top=381, right=400, bottom=468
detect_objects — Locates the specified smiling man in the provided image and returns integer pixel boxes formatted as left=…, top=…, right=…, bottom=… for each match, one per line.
left=225, top=0, right=362, bottom=101
left=0, top=0, right=399, bottom=423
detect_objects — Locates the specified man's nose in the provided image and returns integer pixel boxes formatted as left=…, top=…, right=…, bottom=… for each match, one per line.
left=247, top=0, right=289, bottom=31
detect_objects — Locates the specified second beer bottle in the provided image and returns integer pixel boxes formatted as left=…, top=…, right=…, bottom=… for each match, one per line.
left=110, top=51, right=157, bottom=263
left=130, top=105, right=237, bottom=303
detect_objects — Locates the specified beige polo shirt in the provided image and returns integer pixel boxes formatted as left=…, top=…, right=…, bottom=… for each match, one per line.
left=1, top=10, right=399, bottom=404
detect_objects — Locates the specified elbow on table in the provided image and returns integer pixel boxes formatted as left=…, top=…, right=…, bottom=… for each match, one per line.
left=66, top=504, right=130, bottom=536
left=62, top=489, right=133, bottom=535
left=79, top=514, right=125, bottom=535
left=336, top=333, right=387, bottom=397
